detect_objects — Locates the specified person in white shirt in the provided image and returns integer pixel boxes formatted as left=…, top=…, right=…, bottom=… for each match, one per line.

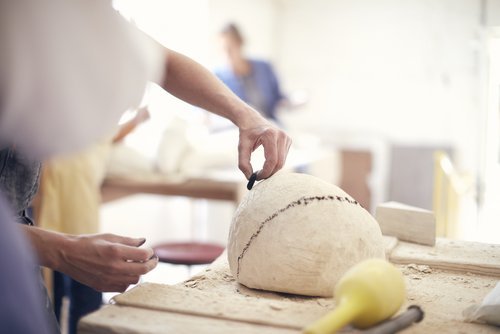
left=0, top=1, right=291, bottom=331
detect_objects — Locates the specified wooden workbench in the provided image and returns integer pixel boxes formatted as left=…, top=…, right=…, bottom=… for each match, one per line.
left=79, top=238, right=500, bottom=333
left=101, top=176, right=246, bottom=204
left=100, top=147, right=340, bottom=207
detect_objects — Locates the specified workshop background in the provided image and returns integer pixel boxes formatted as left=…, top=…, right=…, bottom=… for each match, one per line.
left=99, top=0, right=500, bottom=286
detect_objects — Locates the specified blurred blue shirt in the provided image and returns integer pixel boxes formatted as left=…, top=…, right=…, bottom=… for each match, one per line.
left=215, top=59, right=285, bottom=121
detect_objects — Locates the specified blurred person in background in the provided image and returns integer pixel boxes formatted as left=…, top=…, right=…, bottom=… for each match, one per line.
left=215, top=23, right=287, bottom=124
left=0, top=1, right=291, bottom=333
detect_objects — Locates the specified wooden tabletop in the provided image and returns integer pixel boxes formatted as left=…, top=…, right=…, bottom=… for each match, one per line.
left=101, top=176, right=246, bottom=204
left=79, top=238, right=500, bottom=334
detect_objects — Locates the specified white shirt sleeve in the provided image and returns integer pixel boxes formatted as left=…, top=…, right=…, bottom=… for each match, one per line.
left=0, top=0, right=166, bottom=157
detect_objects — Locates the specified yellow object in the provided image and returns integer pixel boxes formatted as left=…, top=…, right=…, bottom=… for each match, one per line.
left=304, top=259, right=405, bottom=334
left=433, top=151, right=473, bottom=239
left=36, top=141, right=111, bottom=235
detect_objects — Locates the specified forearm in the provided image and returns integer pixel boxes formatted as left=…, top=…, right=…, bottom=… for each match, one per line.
left=112, top=119, right=139, bottom=143
left=161, top=49, right=261, bottom=129
left=19, top=224, right=69, bottom=270
left=20, top=225, right=157, bottom=292
left=158, top=48, right=291, bottom=180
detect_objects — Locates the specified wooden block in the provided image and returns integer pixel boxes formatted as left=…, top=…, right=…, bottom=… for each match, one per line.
left=376, top=201, right=436, bottom=246
left=390, top=238, right=500, bottom=276
left=383, top=235, right=399, bottom=258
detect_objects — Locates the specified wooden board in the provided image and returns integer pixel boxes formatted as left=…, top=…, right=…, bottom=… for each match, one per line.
left=376, top=201, right=436, bottom=246
left=390, top=239, right=500, bottom=276
left=78, top=305, right=299, bottom=334
left=113, top=283, right=333, bottom=331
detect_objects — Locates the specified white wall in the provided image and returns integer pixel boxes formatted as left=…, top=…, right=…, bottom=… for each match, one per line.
left=275, top=0, right=484, bottom=173
left=113, top=0, right=213, bottom=159
left=113, top=0, right=492, bottom=174
left=114, top=0, right=210, bottom=63
left=208, top=0, right=280, bottom=64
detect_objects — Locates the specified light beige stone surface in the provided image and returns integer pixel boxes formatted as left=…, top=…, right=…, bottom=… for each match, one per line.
left=78, top=250, right=500, bottom=334
left=78, top=305, right=299, bottom=334
left=228, top=172, right=385, bottom=297
left=390, top=238, right=500, bottom=276
left=400, top=265, right=499, bottom=333
left=376, top=201, right=436, bottom=246
left=113, top=283, right=331, bottom=331
left=80, top=200, right=500, bottom=334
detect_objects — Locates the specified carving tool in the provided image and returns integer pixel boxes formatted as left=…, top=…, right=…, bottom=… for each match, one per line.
left=304, top=259, right=406, bottom=334
left=361, top=305, right=424, bottom=334
left=247, top=172, right=258, bottom=190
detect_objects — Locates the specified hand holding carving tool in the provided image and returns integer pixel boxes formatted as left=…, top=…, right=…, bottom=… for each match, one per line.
left=247, top=172, right=258, bottom=190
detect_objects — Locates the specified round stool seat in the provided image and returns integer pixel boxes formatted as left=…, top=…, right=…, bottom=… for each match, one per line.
left=153, top=242, right=225, bottom=265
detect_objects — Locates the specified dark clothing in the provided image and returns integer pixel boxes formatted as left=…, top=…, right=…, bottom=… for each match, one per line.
left=0, top=194, right=52, bottom=334
left=0, top=147, right=101, bottom=333
left=0, top=147, right=41, bottom=213
left=53, top=272, right=102, bottom=334
left=0, top=148, right=60, bottom=333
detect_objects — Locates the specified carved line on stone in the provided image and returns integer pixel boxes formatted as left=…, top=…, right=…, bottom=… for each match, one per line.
left=236, top=195, right=360, bottom=277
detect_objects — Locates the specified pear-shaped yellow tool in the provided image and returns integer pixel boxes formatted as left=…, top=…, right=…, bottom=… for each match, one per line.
left=304, top=258, right=405, bottom=334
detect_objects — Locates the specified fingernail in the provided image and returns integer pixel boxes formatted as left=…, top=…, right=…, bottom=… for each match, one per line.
left=137, top=238, right=146, bottom=246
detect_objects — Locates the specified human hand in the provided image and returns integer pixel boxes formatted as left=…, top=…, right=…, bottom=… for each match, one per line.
left=58, top=233, right=157, bottom=292
left=237, top=111, right=292, bottom=180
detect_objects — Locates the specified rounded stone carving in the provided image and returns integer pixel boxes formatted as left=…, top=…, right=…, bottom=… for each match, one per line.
left=228, top=172, right=385, bottom=297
